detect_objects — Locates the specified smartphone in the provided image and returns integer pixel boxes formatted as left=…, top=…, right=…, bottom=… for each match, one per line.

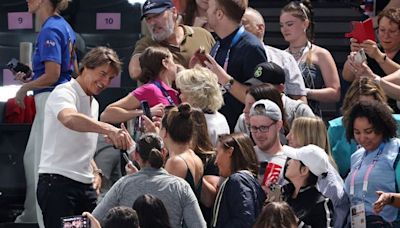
left=194, top=46, right=208, bottom=66
left=354, top=48, right=367, bottom=64
left=140, top=100, right=152, bottom=120
left=268, top=183, right=283, bottom=202
left=6, top=58, right=32, bottom=79
left=123, top=153, right=132, bottom=164
left=61, top=215, right=90, bottom=228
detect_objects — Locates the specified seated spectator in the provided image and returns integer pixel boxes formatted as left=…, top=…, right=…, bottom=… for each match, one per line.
left=92, top=133, right=206, bottom=228
left=328, top=77, right=400, bottom=177
left=242, top=8, right=307, bottom=102
left=280, top=0, right=341, bottom=116
left=161, top=103, right=204, bottom=199
left=253, top=202, right=297, bottom=228
left=287, top=116, right=349, bottom=228
left=343, top=8, right=400, bottom=112
left=212, top=133, right=265, bottom=228
left=132, top=194, right=171, bottom=228
left=101, top=47, right=178, bottom=124
left=175, top=66, right=230, bottom=145
left=283, top=144, right=334, bottom=227
left=344, top=100, right=400, bottom=226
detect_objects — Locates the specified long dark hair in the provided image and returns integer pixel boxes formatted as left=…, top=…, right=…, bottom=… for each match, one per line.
left=218, top=133, right=258, bottom=176
left=132, top=194, right=171, bottom=228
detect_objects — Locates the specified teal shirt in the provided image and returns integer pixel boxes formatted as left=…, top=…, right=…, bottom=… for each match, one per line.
left=328, top=114, right=400, bottom=178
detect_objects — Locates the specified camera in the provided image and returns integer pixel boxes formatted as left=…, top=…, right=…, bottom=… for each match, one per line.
left=6, top=58, right=32, bottom=79
left=354, top=48, right=367, bottom=64
left=61, top=215, right=90, bottom=228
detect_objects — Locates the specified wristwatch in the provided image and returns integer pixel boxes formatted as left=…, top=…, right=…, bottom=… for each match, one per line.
left=222, top=77, right=234, bottom=92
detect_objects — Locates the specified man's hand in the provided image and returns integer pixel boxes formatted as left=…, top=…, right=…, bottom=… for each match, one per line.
left=106, top=123, right=133, bottom=150
left=92, top=172, right=102, bottom=196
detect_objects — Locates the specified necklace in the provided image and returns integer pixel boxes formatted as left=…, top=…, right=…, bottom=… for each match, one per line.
left=288, top=45, right=307, bottom=60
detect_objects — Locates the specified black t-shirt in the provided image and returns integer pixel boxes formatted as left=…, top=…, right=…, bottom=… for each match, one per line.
left=211, top=27, right=267, bottom=131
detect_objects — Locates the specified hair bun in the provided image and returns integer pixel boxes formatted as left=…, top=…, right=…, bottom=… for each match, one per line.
left=178, top=103, right=192, bottom=119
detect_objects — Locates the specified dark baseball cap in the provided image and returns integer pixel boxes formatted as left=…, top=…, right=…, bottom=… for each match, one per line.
left=141, top=0, right=174, bottom=20
left=245, top=62, right=286, bottom=86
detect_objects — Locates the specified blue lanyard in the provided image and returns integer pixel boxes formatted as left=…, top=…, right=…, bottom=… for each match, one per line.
left=152, top=81, right=175, bottom=106
left=211, top=26, right=245, bottom=71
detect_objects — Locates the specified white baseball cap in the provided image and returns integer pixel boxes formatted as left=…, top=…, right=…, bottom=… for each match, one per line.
left=284, top=144, right=329, bottom=177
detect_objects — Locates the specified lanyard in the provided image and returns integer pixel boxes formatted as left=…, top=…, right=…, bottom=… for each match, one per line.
left=211, top=26, right=245, bottom=71
left=349, top=143, right=385, bottom=198
left=152, top=80, right=176, bottom=106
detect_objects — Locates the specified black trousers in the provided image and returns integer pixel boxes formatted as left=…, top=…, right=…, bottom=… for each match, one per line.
left=37, top=173, right=97, bottom=228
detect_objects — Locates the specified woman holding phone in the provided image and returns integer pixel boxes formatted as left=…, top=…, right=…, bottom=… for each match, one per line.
left=100, top=47, right=179, bottom=124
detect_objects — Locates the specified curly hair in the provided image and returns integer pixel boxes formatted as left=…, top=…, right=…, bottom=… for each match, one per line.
left=175, top=65, right=224, bottom=113
left=345, top=100, right=397, bottom=142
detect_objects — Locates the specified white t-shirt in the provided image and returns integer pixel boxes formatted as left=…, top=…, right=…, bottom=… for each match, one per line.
left=205, top=112, right=230, bottom=146
left=38, top=79, right=99, bottom=184
left=254, top=145, right=294, bottom=186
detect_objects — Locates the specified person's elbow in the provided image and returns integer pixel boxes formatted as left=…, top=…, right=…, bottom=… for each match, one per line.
left=128, top=55, right=141, bottom=80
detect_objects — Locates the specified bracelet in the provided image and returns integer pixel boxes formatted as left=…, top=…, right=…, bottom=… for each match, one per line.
left=390, top=194, right=395, bottom=204
left=93, top=168, right=103, bottom=177
left=383, top=54, right=387, bottom=62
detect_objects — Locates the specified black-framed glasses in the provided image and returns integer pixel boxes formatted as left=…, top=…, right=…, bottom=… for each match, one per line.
left=250, top=122, right=276, bottom=133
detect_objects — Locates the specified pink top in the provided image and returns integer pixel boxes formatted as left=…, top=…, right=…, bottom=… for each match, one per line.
left=132, top=80, right=180, bottom=107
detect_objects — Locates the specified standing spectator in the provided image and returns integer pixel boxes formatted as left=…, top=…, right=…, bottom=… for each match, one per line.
left=283, top=144, right=334, bottom=227
left=287, top=116, right=350, bottom=228
left=101, top=47, right=177, bottom=124
left=129, top=0, right=215, bottom=79
left=13, top=0, right=77, bottom=226
left=161, top=104, right=204, bottom=199
left=83, top=207, right=139, bottom=228
left=344, top=100, right=400, bottom=226
left=37, top=47, right=133, bottom=227
left=205, top=0, right=267, bottom=130
left=242, top=7, right=307, bottom=102
left=133, top=194, right=171, bottom=228
left=343, top=8, right=400, bottom=112
left=253, top=202, right=297, bottom=228
left=211, top=133, right=265, bottom=228
left=249, top=99, right=291, bottom=186
left=92, top=133, right=206, bottom=228
left=280, top=0, right=340, bottom=116
left=175, top=66, right=230, bottom=145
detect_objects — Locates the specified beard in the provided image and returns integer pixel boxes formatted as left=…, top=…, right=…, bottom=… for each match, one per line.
left=150, top=13, right=175, bottom=42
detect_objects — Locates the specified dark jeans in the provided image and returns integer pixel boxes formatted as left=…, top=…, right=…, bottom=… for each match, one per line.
left=37, top=173, right=97, bottom=228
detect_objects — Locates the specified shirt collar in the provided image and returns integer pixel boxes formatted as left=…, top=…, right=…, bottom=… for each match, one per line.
left=71, top=78, right=90, bottom=97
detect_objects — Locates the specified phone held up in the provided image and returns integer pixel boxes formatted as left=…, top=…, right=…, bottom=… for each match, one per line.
left=141, top=100, right=152, bottom=121
left=6, top=58, right=32, bottom=79
left=61, top=215, right=90, bottom=228
left=354, top=48, right=367, bottom=64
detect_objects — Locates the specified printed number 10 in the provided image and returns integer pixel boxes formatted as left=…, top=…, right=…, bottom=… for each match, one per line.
left=105, top=18, right=114, bottom=24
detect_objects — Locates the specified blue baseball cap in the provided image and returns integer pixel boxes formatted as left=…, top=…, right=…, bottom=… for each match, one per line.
left=141, top=0, right=174, bottom=20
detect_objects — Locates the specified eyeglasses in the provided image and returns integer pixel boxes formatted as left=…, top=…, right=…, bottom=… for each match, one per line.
left=249, top=122, right=276, bottom=133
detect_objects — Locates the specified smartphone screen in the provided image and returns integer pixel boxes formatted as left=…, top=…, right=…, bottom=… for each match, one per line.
left=61, top=215, right=90, bottom=228
left=140, top=100, right=152, bottom=120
